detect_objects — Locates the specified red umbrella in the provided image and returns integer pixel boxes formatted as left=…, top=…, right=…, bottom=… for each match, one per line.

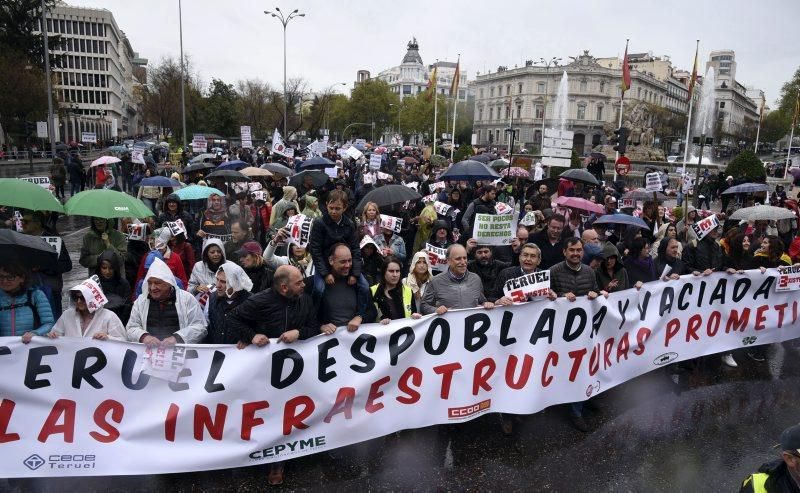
left=554, top=196, right=604, bottom=214
left=499, top=166, right=531, bottom=179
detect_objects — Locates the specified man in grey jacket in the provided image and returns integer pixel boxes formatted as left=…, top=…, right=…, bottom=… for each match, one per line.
left=421, top=244, right=495, bottom=315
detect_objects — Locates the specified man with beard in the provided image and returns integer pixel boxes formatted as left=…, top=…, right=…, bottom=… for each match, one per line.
left=466, top=244, right=509, bottom=302
left=227, top=264, right=317, bottom=486
left=530, top=184, right=552, bottom=212
left=531, top=213, right=567, bottom=269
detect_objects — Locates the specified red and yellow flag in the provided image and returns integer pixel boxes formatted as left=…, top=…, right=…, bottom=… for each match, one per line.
left=621, top=41, right=631, bottom=95
left=426, top=65, right=438, bottom=101
left=450, top=57, right=460, bottom=98
left=688, top=41, right=699, bottom=101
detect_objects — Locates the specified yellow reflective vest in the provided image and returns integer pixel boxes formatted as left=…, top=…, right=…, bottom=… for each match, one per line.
left=370, top=284, right=413, bottom=321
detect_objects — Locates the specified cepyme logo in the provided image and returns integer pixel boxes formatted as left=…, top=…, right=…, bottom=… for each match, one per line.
left=23, top=454, right=45, bottom=470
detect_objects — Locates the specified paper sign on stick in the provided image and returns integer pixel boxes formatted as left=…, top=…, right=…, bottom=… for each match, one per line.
left=380, top=214, right=403, bottom=234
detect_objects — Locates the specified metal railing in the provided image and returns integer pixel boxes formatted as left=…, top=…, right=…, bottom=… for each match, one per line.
left=0, top=149, right=93, bottom=162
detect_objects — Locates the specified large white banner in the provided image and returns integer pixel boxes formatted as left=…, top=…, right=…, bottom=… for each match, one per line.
left=0, top=270, right=798, bottom=477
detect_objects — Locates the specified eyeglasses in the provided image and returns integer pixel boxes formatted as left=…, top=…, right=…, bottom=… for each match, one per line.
left=70, top=293, right=85, bottom=302
left=0, top=274, right=19, bottom=281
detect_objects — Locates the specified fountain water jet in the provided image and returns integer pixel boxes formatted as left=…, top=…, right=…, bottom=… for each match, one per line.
left=552, top=71, right=570, bottom=131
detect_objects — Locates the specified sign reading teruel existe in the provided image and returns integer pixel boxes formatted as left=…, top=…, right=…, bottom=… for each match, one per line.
left=0, top=270, right=798, bottom=477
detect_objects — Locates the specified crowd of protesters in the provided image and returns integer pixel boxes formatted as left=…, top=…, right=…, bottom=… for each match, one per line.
left=2, top=140, right=800, bottom=485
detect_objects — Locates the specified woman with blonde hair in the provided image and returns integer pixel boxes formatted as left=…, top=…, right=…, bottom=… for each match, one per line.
left=403, top=250, right=433, bottom=306
left=359, top=201, right=381, bottom=239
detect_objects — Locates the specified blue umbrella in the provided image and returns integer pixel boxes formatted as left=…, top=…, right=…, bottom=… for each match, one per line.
left=472, top=154, right=492, bottom=163
left=174, top=185, right=225, bottom=201
left=438, top=160, right=501, bottom=181
left=107, top=145, right=128, bottom=153
left=216, top=160, right=248, bottom=171
left=140, top=176, right=181, bottom=188
left=300, top=156, right=335, bottom=169
left=721, top=183, right=769, bottom=195
left=593, top=213, right=649, bottom=230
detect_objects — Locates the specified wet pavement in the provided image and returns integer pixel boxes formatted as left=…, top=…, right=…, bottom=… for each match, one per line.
left=6, top=199, right=800, bottom=492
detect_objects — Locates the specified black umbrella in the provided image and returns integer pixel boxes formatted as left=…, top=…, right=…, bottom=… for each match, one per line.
left=181, top=161, right=216, bottom=174
left=472, top=154, right=492, bottom=163
left=300, top=156, right=335, bottom=170
left=289, top=170, right=329, bottom=190
left=439, top=160, right=501, bottom=181
left=559, top=168, right=599, bottom=186
left=622, top=189, right=669, bottom=202
left=356, top=184, right=422, bottom=213
left=206, top=170, right=251, bottom=182
left=260, top=162, right=295, bottom=177
left=55, top=143, right=69, bottom=151
left=0, top=229, right=58, bottom=270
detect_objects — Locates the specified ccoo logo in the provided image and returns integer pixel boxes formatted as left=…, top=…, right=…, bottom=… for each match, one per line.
left=23, top=454, right=45, bottom=470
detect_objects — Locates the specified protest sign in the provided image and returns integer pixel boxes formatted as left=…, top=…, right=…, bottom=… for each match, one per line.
left=0, top=271, right=796, bottom=478
left=502, top=270, right=551, bottom=302
left=205, top=232, right=233, bottom=242
left=422, top=194, right=437, bottom=203
left=139, top=345, right=188, bottom=382
left=369, top=154, right=382, bottom=171
left=380, top=214, right=403, bottom=234
left=36, top=121, right=48, bottom=139
left=397, top=159, right=406, bottom=167
left=620, top=198, right=636, bottom=209
left=20, top=176, right=51, bottom=189
left=286, top=214, right=313, bottom=248
left=131, top=149, right=145, bottom=165
left=495, top=202, right=513, bottom=215
left=429, top=181, right=445, bottom=193
left=81, top=131, right=97, bottom=144
left=240, top=126, right=253, bottom=149
left=252, top=191, right=268, bottom=202
left=645, top=172, right=663, bottom=192
left=247, top=182, right=263, bottom=192
left=404, top=182, right=419, bottom=191
left=126, top=223, right=148, bottom=241
left=166, top=219, right=187, bottom=237
left=691, top=214, right=720, bottom=241
left=323, top=167, right=338, bottom=179
left=13, top=211, right=22, bottom=232
left=433, top=201, right=452, bottom=216
left=271, top=129, right=289, bottom=157
left=425, top=243, right=447, bottom=271
left=41, top=236, right=62, bottom=254
left=776, top=265, right=800, bottom=291
left=285, top=148, right=294, bottom=158
left=362, top=172, right=375, bottom=185
left=520, top=211, right=537, bottom=227
left=346, top=147, right=363, bottom=160
left=474, top=213, right=515, bottom=245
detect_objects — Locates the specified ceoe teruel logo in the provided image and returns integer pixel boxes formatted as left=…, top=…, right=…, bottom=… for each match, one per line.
left=448, top=399, right=491, bottom=419
left=23, top=454, right=45, bottom=470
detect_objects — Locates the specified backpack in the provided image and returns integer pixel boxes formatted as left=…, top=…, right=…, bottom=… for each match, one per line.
left=0, top=289, right=42, bottom=331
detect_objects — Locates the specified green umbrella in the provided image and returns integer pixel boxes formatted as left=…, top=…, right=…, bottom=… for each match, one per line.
left=65, top=189, right=154, bottom=218
left=489, top=159, right=511, bottom=170
left=0, top=178, right=65, bottom=213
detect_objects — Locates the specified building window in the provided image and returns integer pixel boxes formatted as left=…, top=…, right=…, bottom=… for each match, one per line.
left=580, top=80, right=587, bottom=92
left=577, top=103, right=586, bottom=120
left=402, top=85, right=411, bottom=95
left=478, top=109, right=483, bottom=121
left=537, top=82, right=545, bottom=93
left=535, top=104, right=544, bottom=119
left=490, top=87, right=494, bottom=97
left=600, top=81, right=605, bottom=93
left=489, top=108, right=494, bottom=120
left=596, top=106, right=603, bottom=121
left=516, top=105, right=522, bottom=119
left=719, top=101, right=725, bottom=108
left=79, top=21, right=85, bottom=35
left=518, top=83, right=523, bottom=94
left=637, top=87, right=641, bottom=98
left=505, top=106, right=511, bottom=119
left=496, top=129, right=500, bottom=142
left=479, top=88, right=484, bottom=98
left=459, top=89, right=465, bottom=100
left=506, top=84, right=511, bottom=96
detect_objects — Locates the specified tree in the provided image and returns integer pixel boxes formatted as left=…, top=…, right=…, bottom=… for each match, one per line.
left=760, top=110, right=790, bottom=144
left=0, top=0, right=64, bottom=68
left=199, top=79, right=240, bottom=137
left=140, top=56, right=203, bottom=141
left=0, top=48, right=48, bottom=142
left=348, top=79, right=398, bottom=140
left=725, top=150, right=765, bottom=181
left=236, top=79, right=282, bottom=141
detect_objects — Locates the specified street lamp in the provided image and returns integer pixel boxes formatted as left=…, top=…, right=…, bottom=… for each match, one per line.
left=264, top=7, right=305, bottom=140
left=536, top=57, right=561, bottom=152
left=322, top=82, right=345, bottom=138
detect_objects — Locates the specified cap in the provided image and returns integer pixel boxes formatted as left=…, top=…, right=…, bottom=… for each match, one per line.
left=726, top=175, right=733, bottom=180
left=780, top=423, right=800, bottom=453
left=237, top=241, right=262, bottom=257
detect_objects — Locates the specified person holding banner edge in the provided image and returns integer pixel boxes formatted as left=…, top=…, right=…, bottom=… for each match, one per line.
left=421, top=244, right=494, bottom=315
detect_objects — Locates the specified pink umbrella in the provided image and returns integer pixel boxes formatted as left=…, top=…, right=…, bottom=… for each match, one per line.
left=499, top=166, right=531, bottom=179
left=554, top=195, right=604, bottom=214
left=91, top=155, right=121, bottom=167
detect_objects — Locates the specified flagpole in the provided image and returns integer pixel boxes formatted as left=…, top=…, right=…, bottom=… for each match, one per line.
left=613, top=39, right=629, bottom=183
left=682, top=40, right=699, bottom=236
left=784, top=98, right=797, bottom=180
left=433, top=60, right=439, bottom=156
left=754, top=99, right=763, bottom=155
left=451, top=54, right=460, bottom=161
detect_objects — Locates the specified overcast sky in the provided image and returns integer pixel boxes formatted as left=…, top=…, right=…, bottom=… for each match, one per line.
left=73, top=0, right=799, bottom=106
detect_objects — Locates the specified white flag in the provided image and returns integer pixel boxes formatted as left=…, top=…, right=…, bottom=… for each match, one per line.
left=271, top=128, right=289, bottom=157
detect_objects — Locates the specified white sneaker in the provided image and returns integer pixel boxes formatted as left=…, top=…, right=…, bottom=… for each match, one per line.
left=722, top=354, right=738, bottom=367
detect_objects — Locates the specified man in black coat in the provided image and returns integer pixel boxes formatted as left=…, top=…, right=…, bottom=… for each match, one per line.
left=228, top=265, right=317, bottom=346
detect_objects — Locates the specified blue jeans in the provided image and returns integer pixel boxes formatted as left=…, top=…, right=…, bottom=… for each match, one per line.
left=142, top=197, right=157, bottom=214
left=570, top=402, right=584, bottom=417
left=312, top=272, right=371, bottom=320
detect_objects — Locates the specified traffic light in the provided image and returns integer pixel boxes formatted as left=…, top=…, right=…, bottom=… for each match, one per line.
left=611, top=127, right=630, bottom=155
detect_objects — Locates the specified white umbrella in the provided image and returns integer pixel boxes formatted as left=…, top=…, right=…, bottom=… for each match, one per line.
left=91, top=156, right=122, bottom=167
left=729, top=205, right=797, bottom=222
